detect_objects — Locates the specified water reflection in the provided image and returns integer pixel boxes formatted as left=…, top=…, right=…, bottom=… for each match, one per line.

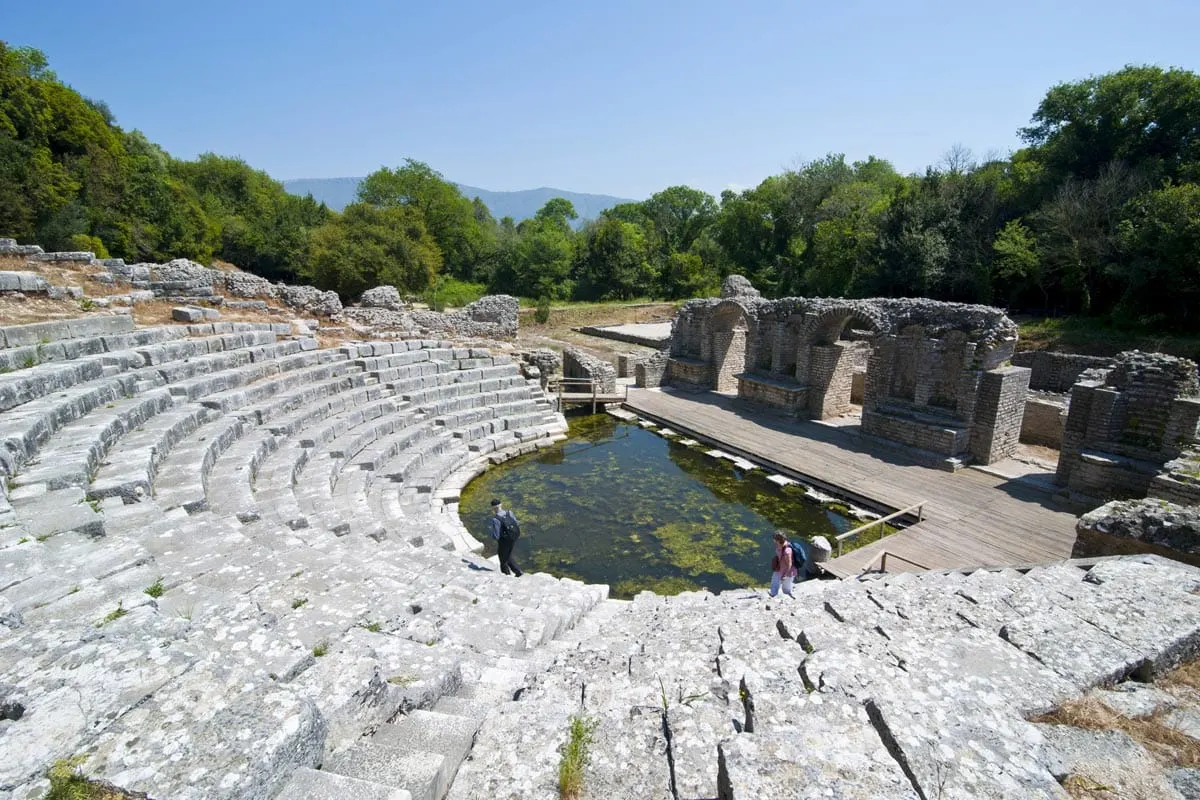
left=459, top=413, right=855, bottom=599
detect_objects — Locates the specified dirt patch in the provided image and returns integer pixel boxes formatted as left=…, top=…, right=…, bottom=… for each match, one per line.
left=1031, top=657, right=1200, bottom=797
left=516, top=302, right=677, bottom=362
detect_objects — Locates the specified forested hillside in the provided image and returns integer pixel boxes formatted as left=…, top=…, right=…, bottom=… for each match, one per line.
left=3, top=39, right=1199, bottom=329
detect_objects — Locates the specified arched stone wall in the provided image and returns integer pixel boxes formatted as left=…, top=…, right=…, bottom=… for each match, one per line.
left=665, top=290, right=1030, bottom=466
left=708, top=301, right=755, bottom=393
left=796, top=307, right=884, bottom=418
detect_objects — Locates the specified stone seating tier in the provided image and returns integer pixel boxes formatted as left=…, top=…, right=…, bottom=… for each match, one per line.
left=1, top=322, right=600, bottom=800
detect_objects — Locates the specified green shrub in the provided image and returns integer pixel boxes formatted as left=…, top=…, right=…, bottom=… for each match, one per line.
left=45, top=756, right=134, bottom=799
left=67, top=234, right=110, bottom=259
left=535, top=297, right=552, bottom=325
left=423, top=277, right=487, bottom=311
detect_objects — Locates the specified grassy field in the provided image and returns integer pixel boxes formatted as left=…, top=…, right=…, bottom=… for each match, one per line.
left=1016, top=315, right=1200, bottom=362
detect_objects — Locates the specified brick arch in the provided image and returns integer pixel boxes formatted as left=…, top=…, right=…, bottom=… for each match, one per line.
left=795, top=306, right=885, bottom=419
left=708, top=300, right=756, bottom=392
left=801, top=306, right=888, bottom=347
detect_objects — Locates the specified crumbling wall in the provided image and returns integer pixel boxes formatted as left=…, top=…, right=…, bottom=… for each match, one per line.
left=1056, top=351, right=1200, bottom=505
left=1012, top=351, right=1114, bottom=393
left=562, top=348, right=617, bottom=393
left=666, top=277, right=1026, bottom=465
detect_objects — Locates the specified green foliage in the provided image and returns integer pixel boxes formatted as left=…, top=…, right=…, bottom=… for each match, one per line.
left=304, top=202, right=442, bottom=299
left=312, top=642, right=328, bottom=657
left=45, top=756, right=134, bottom=800
left=99, top=602, right=127, bottom=626
left=534, top=297, right=552, bottom=324
left=291, top=597, right=308, bottom=609
left=558, top=715, right=597, bottom=800
left=5, top=42, right=1200, bottom=331
left=422, top=276, right=487, bottom=310
left=68, top=234, right=109, bottom=258
left=143, top=577, right=165, bottom=598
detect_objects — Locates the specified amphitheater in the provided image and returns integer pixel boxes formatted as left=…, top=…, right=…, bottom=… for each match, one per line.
left=1, top=252, right=1199, bottom=800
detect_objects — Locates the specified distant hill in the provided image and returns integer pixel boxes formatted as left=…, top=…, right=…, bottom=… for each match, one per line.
left=281, top=177, right=635, bottom=223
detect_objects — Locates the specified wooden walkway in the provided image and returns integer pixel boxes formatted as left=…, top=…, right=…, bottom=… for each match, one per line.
left=624, top=388, right=1080, bottom=578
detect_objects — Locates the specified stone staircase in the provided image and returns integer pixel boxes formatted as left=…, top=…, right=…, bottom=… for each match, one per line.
left=443, top=556, right=1200, bottom=800
left=0, top=316, right=618, bottom=800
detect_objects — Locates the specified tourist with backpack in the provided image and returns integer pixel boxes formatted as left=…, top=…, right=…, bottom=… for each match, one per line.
left=488, top=498, right=523, bottom=577
left=769, top=530, right=798, bottom=597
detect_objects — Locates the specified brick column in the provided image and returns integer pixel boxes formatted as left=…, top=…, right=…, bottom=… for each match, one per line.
left=969, top=366, right=1031, bottom=464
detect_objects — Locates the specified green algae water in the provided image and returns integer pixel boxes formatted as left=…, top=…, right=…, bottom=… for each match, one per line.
left=459, top=413, right=863, bottom=599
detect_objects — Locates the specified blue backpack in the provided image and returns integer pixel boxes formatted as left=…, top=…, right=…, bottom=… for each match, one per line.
left=788, top=540, right=809, bottom=579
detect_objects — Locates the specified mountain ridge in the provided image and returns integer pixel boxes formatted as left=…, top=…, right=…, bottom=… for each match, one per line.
left=281, top=176, right=636, bottom=223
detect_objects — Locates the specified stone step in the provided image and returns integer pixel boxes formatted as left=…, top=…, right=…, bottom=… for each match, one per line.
left=325, top=744, right=445, bottom=800
left=370, top=710, right=479, bottom=796
left=272, top=767, right=413, bottom=800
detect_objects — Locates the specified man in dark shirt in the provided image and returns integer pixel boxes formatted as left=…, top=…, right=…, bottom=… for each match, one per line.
left=488, top=498, right=523, bottom=577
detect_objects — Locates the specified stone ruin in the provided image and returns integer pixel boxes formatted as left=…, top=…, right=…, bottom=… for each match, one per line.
left=1011, top=351, right=1116, bottom=450
left=341, top=295, right=520, bottom=341
left=1055, top=351, right=1200, bottom=506
left=667, top=277, right=1027, bottom=467
left=561, top=347, right=617, bottom=393
left=0, top=240, right=521, bottom=341
left=2, top=259, right=1200, bottom=798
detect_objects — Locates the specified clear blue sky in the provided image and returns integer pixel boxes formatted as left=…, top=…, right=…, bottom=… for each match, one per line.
left=7, top=0, right=1200, bottom=199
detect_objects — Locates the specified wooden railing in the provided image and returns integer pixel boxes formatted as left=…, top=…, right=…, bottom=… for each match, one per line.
left=873, top=551, right=931, bottom=573
left=834, top=501, right=925, bottom=557
left=551, top=377, right=627, bottom=413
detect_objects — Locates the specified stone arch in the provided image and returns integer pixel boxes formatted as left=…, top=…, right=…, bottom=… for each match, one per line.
left=708, top=300, right=755, bottom=393
left=806, top=306, right=887, bottom=347
left=796, top=306, right=885, bottom=418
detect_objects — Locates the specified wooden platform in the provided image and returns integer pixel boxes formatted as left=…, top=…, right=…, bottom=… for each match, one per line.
left=623, top=388, right=1080, bottom=578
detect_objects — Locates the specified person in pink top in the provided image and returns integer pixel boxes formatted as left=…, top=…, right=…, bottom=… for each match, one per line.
left=769, top=530, right=796, bottom=597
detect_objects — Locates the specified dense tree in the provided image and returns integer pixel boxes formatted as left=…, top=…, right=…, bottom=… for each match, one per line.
left=304, top=203, right=441, bottom=299
left=359, top=160, right=494, bottom=281
left=1022, top=66, right=1200, bottom=183
left=4, top=41, right=1200, bottom=329
left=1115, top=183, right=1200, bottom=328
left=576, top=217, right=655, bottom=300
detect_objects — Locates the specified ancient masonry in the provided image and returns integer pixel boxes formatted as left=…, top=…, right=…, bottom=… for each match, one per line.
left=1012, top=351, right=1116, bottom=450
left=2, top=251, right=1200, bottom=798
left=1055, top=351, right=1200, bottom=505
left=666, top=275, right=1028, bottom=468
left=561, top=347, right=617, bottom=393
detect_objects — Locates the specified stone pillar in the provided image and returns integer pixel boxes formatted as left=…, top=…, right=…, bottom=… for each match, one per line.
left=712, top=329, right=746, bottom=392
left=969, top=366, right=1031, bottom=465
left=862, top=335, right=895, bottom=413
left=807, top=342, right=857, bottom=419
left=1056, top=380, right=1102, bottom=487
left=913, top=339, right=937, bottom=407
left=1164, top=397, right=1200, bottom=458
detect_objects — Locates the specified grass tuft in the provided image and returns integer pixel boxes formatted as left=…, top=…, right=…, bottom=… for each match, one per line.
left=143, top=577, right=165, bottom=599
left=291, top=597, right=308, bottom=609
left=45, top=756, right=139, bottom=799
left=99, top=602, right=127, bottom=627
left=312, top=642, right=328, bottom=658
left=558, top=714, right=598, bottom=800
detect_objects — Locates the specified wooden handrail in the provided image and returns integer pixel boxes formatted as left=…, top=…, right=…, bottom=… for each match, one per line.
left=835, top=501, right=925, bottom=556
left=551, top=377, right=626, bottom=413
left=876, top=551, right=930, bottom=573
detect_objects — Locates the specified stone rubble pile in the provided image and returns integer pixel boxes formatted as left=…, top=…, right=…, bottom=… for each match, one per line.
left=1078, top=498, right=1200, bottom=555
left=359, top=285, right=406, bottom=311
left=342, top=295, right=519, bottom=341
